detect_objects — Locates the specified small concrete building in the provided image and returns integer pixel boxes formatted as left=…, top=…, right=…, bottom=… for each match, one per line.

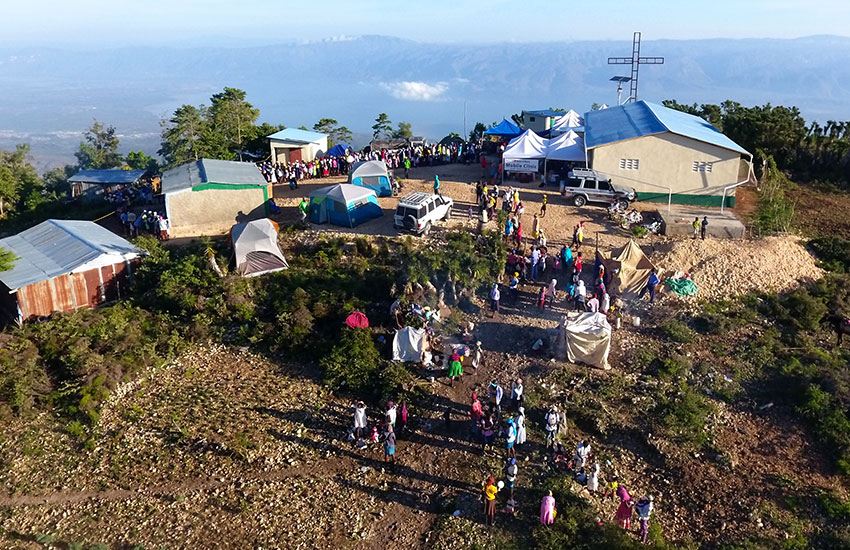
left=0, top=219, right=141, bottom=321
left=521, top=110, right=565, bottom=134
left=268, top=129, right=328, bottom=164
left=68, top=169, right=148, bottom=202
left=162, top=159, right=271, bottom=237
left=584, top=101, right=752, bottom=207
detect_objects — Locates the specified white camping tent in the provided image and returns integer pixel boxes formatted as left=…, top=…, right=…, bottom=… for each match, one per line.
left=503, top=129, right=548, bottom=160
left=231, top=218, right=289, bottom=277
left=549, top=109, right=585, bottom=135
left=545, top=130, right=586, bottom=162
left=392, top=327, right=427, bottom=362
left=557, top=312, right=612, bottom=369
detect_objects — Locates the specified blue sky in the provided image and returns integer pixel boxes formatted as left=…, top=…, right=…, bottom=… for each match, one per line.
left=4, top=0, right=849, bottom=46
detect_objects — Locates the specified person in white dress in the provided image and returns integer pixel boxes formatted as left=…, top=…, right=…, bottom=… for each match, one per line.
left=353, top=401, right=367, bottom=439
left=515, top=406, right=527, bottom=446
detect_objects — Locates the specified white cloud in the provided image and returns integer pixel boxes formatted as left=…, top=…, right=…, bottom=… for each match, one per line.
left=380, top=81, right=449, bottom=101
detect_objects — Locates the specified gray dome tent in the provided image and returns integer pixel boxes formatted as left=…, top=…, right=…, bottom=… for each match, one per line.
left=231, top=218, right=289, bottom=277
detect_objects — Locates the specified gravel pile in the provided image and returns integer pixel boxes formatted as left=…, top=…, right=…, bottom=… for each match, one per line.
left=650, top=236, right=823, bottom=300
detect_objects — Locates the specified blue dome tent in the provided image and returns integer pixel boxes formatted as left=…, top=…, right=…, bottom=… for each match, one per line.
left=483, top=119, right=522, bottom=138
left=309, top=184, right=383, bottom=228
left=348, top=160, right=392, bottom=197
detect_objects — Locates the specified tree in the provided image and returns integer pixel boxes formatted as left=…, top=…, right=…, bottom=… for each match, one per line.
left=208, top=87, right=259, bottom=161
left=0, top=145, right=43, bottom=215
left=159, top=104, right=208, bottom=168
left=313, top=118, right=352, bottom=148
left=125, top=151, right=159, bottom=172
left=244, top=123, right=285, bottom=160
left=43, top=166, right=74, bottom=199
left=510, top=113, right=523, bottom=127
left=393, top=122, right=413, bottom=139
left=469, top=122, right=487, bottom=143
left=320, top=327, right=382, bottom=390
left=75, top=121, right=123, bottom=169
left=372, top=113, right=393, bottom=140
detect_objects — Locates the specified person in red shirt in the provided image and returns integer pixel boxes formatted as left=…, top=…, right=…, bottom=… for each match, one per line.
left=471, top=392, right=483, bottom=437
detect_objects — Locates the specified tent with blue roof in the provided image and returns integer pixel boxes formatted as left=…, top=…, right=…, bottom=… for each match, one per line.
left=326, top=144, right=351, bottom=157
left=309, top=184, right=383, bottom=228
left=583, top=101, right=752, bottom=208
left=484, top=119, right=522, bottom=138
left=348, top=160, right=392, bottom=197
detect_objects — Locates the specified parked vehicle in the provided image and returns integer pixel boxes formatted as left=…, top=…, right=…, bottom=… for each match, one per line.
left=564, top=168, right=636, bottom=209
left=394, top=192, right=454, bottom=235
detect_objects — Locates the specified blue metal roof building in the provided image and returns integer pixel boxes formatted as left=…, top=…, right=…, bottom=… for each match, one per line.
left=584, top=101, right=749, bottom=155
left=267, top=128, right=327, bottom=144
left=582, top=101, right=752, bottom=209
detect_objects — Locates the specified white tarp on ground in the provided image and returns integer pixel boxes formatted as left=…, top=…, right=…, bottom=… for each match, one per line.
left=557, top=312, right=612, bottom=369
left=231, top=218, right=289, bottom=277
left=503, top=129, right=548, bottom=160
left=392, top=326, right=427, bottom=362
left=545, top=130, right=585, bottom=162
left=550, top=110, right=585, bottom=134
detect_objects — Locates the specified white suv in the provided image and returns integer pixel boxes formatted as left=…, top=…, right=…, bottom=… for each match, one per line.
left=394, top=192, right=454, bottom=235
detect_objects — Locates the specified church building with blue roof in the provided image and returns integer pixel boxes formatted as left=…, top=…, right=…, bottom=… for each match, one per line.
left=584, top=101, right=752, bottom=207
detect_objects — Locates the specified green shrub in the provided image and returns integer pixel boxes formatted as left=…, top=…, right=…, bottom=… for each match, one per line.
left=658, top=354, right=691, bottom=380
left=631, top=225, right=649, bottom=238
left=659, top=381, right=714, bottom=446
left=810, top=236, right=850, bottom=272
left=658, top=319, right=696, bottom=343
left=320, top=327, right=382, bottom=391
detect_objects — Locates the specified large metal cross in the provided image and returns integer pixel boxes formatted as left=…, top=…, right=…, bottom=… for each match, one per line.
left=607, top=32, right=664, bottom=103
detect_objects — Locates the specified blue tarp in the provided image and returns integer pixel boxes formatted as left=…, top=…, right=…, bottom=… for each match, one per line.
left=484, top=119, right=522, bottom=137
left=308, top=184, right=383, bottom=228
left=348, top=160, right=392, bottom=197
left=326, top=144, right=351, bottom=157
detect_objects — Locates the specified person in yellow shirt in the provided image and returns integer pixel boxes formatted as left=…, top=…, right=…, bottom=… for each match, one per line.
left=482, top=475, right=500, bottom=525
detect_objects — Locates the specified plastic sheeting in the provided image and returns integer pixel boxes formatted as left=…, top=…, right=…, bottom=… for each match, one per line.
left=345, top=311, right=370, bottom=328
left=558, top=312, right=612, bottom=370
left=595, top=240, right=655, bottom=297
left=392, top=326, right=427, bottom=362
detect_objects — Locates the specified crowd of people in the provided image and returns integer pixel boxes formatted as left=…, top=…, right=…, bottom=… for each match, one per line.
left=258, top=141, right=479, bottom=185
left=118, top=207, right=170, bottom=240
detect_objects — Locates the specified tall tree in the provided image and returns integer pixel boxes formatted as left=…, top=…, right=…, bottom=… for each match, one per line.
left=510, top=113, right=523, bottom=127
left=159, top=105, right=205, bottom=168
left=75, top=121, right=123, bottom=169
left=372, top=113, right=393, bottom=140
left=208, top=88, right=260, bottom=161
left=125, top=151, right=159, bottom=172
left=313, top=118, right=352, bottom=148
left=393, top=122, right=413, bottom=139
left=43, top=165, right=74, bottom=199
left=469, top=122, right=487, bottom=143
left=0, top=145, right=43, bottom=215
left=244, top=123, right=286, bottom=160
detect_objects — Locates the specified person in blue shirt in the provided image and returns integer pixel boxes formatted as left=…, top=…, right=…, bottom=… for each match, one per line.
left=639, top=268, right=660, bottom=303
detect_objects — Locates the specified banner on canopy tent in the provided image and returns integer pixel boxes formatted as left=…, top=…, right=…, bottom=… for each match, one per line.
left=504, top=159, right=539, bottom=173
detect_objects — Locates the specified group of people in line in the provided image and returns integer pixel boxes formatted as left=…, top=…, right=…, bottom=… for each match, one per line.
left=258, top=142, right=479, bottom=186
left=118, top=207, right=170, bottom=240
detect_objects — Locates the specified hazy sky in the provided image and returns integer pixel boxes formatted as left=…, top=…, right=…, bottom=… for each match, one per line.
left=5, top=0, right=849, bottom=46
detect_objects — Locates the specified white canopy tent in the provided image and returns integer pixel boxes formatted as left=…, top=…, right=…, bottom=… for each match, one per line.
left=550, top=110, right=585, bottom=135
left=503, top=130, right=548, bottom=160
left=545, top=130, right=586, bottom=162
left=231, top=218, right=289, bottom=277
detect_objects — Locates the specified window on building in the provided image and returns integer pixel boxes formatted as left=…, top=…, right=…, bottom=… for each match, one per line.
left=692, top=161, right=713, bottom=173
left=619, top=158, right=639, bottom=170
left=529, top=116, right=536, bottom=122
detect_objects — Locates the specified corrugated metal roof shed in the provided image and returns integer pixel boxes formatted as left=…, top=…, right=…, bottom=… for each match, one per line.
left=161, top=159, right=267, bottom=194
left=0, top=220, right=140, bottom=291
left=584, top=101, right=749, bottom=155
left=525, top=109, right=565, bottom=118
left=267, top=128, right=327, bottom=144
left=68, top=169, right=147, bottom=184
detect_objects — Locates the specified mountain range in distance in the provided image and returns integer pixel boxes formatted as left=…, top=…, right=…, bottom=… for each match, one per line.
left=1, top=34, right=849, bottom=170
